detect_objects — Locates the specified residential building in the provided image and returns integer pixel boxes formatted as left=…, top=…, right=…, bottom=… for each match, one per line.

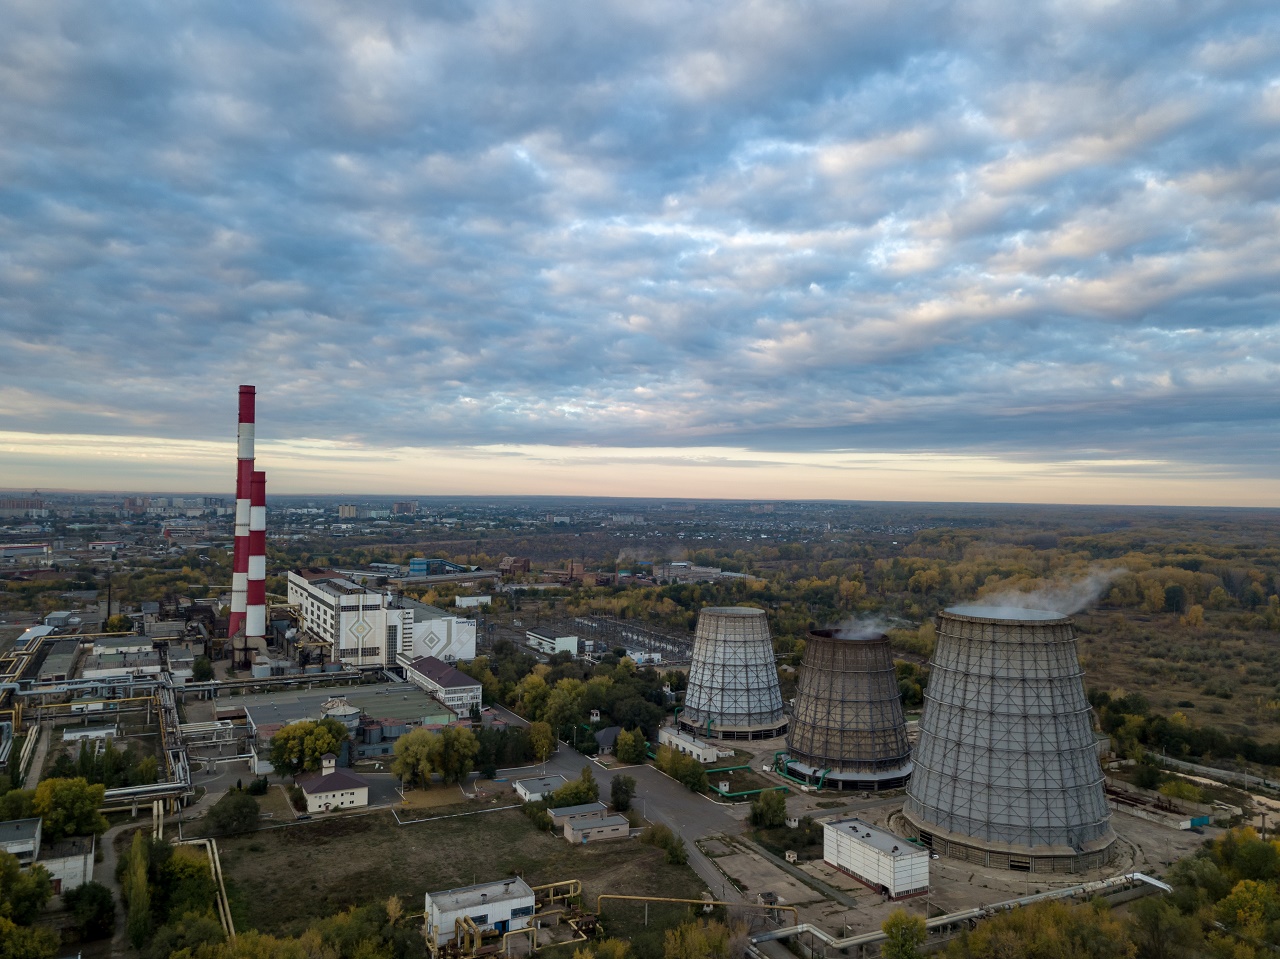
left=823, top=818, right=930, bottom=900
left=287, top=569, right=413, bottom=669
left=565, top=815, right=629, bottom=844
left=296, top=753, right=370, bottom=813
left=514, top=775, right=566, bottom=802
left=403, top=656, right=483, bottom=713
left=525, top=628, right=578, bottom=658
left=424, top=877, right=536, bottom=946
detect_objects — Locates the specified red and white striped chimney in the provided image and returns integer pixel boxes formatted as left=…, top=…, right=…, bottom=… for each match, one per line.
left=229, top=385, right=255, bottom=643
left=245, top=469, right=268, bottom=654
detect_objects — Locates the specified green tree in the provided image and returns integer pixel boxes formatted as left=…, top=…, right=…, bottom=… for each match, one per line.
left=0, top=790, right=35, bottom=822
left=551, top=767, right=599, bottom=807
left=882, top=909, right=926, bottom=959
left=750, top=789, right=787, bottom=828
left=390, top=728, right=438, bottom=788
left=1127, top=896, right=1195, bottom=959
left=611, top=774, right=636, bottom=812
left=192, top=656, right=215, bottom=682
left=124, top=832, right=152, bottom=948
left=0, top=916, right=58, bottom=959
left=63, top=880, right=116, bottom=940
left=0, top=852, right=53, bottom=925
left=32, top=777, right=108, bottom=842
left=268, top=719, right=349, bottom=778
left=529, top=721, right=555, bottom=764
left=663, top=918, right=732, bottom=959
left=435, top=726, right=480, bottom=784
left=206, top=791, right=260, bottom=835
left=104, top=614, right=134, bottom=632
left=614, top=728, right=648, bottom=765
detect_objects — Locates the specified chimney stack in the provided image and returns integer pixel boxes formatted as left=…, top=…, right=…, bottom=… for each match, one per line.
left=244, top=469, right=267, bottom=666
left=229, top=385, right=255, bottom=648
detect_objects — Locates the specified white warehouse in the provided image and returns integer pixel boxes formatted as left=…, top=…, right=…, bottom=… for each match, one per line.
left=823, top=818, right=929, bottom=900
left=424, top=877, right=536, bottom=946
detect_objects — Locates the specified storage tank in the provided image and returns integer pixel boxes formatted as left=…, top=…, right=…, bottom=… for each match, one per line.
left=903, top=606, right=1116, bottom=873
left=680, top=607, right=786, bottom=741
left=782, top=628, right=912, bottom=790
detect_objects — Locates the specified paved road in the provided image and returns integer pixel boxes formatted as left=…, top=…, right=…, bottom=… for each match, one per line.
left=495, top=740, right=748, bottom=902
left=22, top=724, right=50, bottom=789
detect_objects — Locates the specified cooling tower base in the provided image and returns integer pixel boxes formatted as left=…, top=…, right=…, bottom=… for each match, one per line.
left=901, top=808, right=1118, bottom=875
left=782, top=757, right=912, bottom=792
left=678, top=718, right=787, bottom=741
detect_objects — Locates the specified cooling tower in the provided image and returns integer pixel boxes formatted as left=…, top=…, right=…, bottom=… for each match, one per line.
left=781, top=629, right=912, bottom=791
left=903, top=606, right=1116, bottom=874
left=680, top=607, right=787, bottom=741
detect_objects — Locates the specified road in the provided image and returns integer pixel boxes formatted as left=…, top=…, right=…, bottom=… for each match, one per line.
left=492, top=721, right=748, bottom=903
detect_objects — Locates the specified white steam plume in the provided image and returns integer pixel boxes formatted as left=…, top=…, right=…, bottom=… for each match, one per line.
left=976, top=566, right=1127, bottom=615
left=832, top=614, right=907, bottom=640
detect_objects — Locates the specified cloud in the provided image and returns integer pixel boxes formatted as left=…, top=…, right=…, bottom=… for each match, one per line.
left=0, top=1, right=1278, bottom=500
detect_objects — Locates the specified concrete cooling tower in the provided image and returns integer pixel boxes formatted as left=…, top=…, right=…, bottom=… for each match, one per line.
left=781, top=628, right=912, bottom=791
left=903, top=606, right=1116, bottom=873
left=680, top=607, right=787, bottom=741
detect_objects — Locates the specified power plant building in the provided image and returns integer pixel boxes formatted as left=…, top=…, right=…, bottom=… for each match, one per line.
left=680, top=607, right=786, bottom=741
left=782, top=628, right=912, bottom=791
left=904, top=606, right=1116, bottom=873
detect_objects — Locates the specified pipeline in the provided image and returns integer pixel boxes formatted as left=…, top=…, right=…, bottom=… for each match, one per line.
left=598, top=894, right=799, bottom=925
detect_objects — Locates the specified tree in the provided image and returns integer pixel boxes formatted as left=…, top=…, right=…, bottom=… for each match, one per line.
left=435, top=726, right=479, bottom=784
left=0, top=916, right=58, bottom=959
left=206, top=791, right=260, bottom=835
left=614, top=728, right=648, bottom=765
left=551, top=767, right=599, bottom=807
left=192, top=656, right=215, bottom=682
left=529, top=722, right=555, bottom=765
left=1127, top=896, right=1195, bottom=959
left=0, top=852, right=53, bottom=925
left=750, top=789, right=787, bottom=828
left=0, top=790, right=34, bottom=823
left=881, top=909, right=926, bottom=959
left=32, top=777, right=107, bottom=842
left=611, top=775, right=636, bottom=812
left=663, top=918, right=732, bottom=959
left=390, top=728, right=438, bottom=788
left=63, top=880, right=116, bottom=940
left=268, top=719, right=349, bottom=778
left=124, top=832, right=152, bottom=948
left=104, top=614, right=134, bottom=632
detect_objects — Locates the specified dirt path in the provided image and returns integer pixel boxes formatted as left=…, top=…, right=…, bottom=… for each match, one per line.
left=21, top=724, right=50, bottom=789
left=94, top=821, right=139, bottom=958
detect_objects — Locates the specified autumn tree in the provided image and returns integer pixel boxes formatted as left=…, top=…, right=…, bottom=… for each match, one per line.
left=268, top=719, right=349, bottom=778
left=882, top=909, right=926, bottom=959
left=435, top=726, right=479, bottom=784
left=390, top=728, right=437, bottom=788
left=529, top=721, right=555, bottom=764
left=32, top=777, right=108, bottom=842
left=750, top=789, right=787, bottom=828
left=614, top=728, right=648, bottom=765
left=0, top=850, right=53, bottom=925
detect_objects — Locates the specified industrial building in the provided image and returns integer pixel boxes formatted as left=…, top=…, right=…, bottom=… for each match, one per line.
left=547, top=801, right=608, bottom=829
left=296, top=753, right=370, bottom=813
left=525, top=627, right=578, bottom=657
left=781, top=628, right=912, bottom=791
left=823, top=818, right=929, bottom=900
left=515, top=775, right=566, bottom=802
left=680, top=607, right=786, bottom=741
left=397, top=597, right=477, bottom=662
left=287, top=569, right=414, bottom=668
left=659, top=726, right=733, bottom=764
left=565, top=815, right=629, bottom=844
left=904, top=606, right=1117, bottom=873
left=424, top=877, right=536, bottom=947
left=403, top=656, right=483, bottom=713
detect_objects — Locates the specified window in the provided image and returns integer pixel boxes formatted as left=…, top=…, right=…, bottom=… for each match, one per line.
left=512, top=906, right=534, bottom=918
left=471, top=914, right=488, bottom=925
left=387, top=624, right=398, bottom=653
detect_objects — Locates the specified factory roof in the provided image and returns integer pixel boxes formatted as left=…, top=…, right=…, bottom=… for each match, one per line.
left=527, top=627, right=577, bottom=639
left=428, top=876, right=534, bottom=911
left=238, top=683, right=456, bottom=730
left=547, top=801, right=607, bottom=818
left=395, top=597, right=452, bottom=620
left=38, top=639, right=82, bottom=680
left=407, top=656, right=480, bottom=690
left=297, top=766, right=369, bottom=796
left=825, top=818, right=925, bottom=857
left=516, top=775, right=567, bottom=795
left=568, top=815, right=629, bottom=831
left=0, top=818, right=41, bottom=844
left=16, top=624, right=55, bottom=647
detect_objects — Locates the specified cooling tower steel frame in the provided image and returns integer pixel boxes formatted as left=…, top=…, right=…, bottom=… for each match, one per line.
left=782, top=629, right=912, bottom=791
left=903, top=606, right=1116, bottom=874
left=680, top=607, right=787, bottom=741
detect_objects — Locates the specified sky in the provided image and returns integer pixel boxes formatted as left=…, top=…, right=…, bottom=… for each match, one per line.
left=2, top=1, right=1279, bottom=505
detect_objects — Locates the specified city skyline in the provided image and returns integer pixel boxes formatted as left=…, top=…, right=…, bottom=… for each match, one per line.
left=3, top=3, right=1278, bottom=507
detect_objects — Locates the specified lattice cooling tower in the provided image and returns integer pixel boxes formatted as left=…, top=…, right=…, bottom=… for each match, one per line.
left=781, top=629, right=912, bottom=791
left=903, top=606, right=1116, bottom=873
left=679, top=607, right=787, bottom=741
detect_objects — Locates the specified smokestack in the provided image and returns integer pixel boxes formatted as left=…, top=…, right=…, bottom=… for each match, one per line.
left=244, top=469, right=268, bottom=666
left=229, top=385, right=255, bottom=646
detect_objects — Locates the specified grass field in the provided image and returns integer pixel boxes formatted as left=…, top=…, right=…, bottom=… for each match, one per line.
left=217, top=807, right=707, bottom=956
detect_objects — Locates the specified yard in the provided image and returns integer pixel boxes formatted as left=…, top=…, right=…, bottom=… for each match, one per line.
left=216, top=807, right=707, bottom=956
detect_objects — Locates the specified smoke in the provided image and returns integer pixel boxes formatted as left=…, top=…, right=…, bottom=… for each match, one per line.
left=976, top=566, right=1127, bottom=615
left=832, top=614, right=905, bottom=640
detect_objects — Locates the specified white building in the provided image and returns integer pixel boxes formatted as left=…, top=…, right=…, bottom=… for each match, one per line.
left=823, top=818, right=929, bottom=900
left=403, top=656, right=483, bottom=713
left=288, top=570, right=414, bottom=669
left=454, top=595, right=491, bottom=609
left=547, top=801, right=607, bottom=829
left=659, top=727, right=733, bottom=764
left=296, top=753, right=370, bottom=813
left=399, top=597, right=477, bottom=662
left=525, top=627, right=578, bottom=657
left=424, top=877, right=536, bottom=946
left=514, top=775, right=566, bottom=802
left=0, top=818, right=41, bottom=866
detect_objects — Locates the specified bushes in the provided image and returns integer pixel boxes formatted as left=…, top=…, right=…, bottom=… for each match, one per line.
left=64, top=880, right=116, bottom=940
left=523, top=801, right=553, bottom=832
left=641, top=823, right=687, bottom=864
left=611, top=775, right=636, bottom=812
left=206, top=790, right=259, bottom=836
left=654, top=745, right=707, bottom=793
left=749, top=789, right=787, bottom=828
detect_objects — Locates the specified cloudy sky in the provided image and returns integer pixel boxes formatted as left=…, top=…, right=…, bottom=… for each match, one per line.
left=2, top=0, right=1278, bottom=505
